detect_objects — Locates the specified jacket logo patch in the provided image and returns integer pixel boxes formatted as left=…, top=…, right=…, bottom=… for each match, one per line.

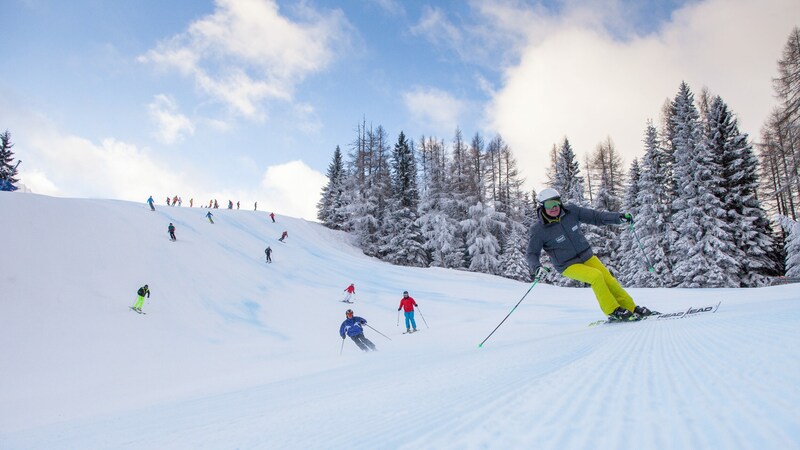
left=556, top=235, right=566, bottom=243
left=572, top=225, right=578, bottom=231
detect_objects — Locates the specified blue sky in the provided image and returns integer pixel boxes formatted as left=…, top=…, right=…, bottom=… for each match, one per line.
left=2, top=0, right=797, bottom=219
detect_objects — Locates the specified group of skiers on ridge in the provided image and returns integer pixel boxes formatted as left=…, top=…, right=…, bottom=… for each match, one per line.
left=147, top=195, right=262, bottom=212
left=140, top=187, right=660, bottom=349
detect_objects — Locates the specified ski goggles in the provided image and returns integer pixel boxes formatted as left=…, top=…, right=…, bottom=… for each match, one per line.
left=543, top=199, right=562, bottom=209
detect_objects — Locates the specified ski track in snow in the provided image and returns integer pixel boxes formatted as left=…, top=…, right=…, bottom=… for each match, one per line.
left=1, top=194, right=800, bottom=450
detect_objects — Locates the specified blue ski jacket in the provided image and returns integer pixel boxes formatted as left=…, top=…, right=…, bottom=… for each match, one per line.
left=340, top=317, right=367, bottom=337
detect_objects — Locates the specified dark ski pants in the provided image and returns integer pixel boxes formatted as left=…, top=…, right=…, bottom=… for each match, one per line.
left=169, top=232, right=176, bottom=241
left=350, top=333, right=376, bottom=351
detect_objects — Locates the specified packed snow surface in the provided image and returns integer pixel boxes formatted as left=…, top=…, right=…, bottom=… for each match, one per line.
left=1, top=193, right=799, bottom=449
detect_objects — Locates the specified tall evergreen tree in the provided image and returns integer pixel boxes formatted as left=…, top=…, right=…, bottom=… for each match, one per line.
left=418, top=133, right=464, bottom=269
left=706, top=96, right=780, bottom=285
left=381, top=131, right=427, bottom=266
left=553, top=138, right=586, bottom=204
left=316, top=146, right=347, bottom=229
left=0, top=131, right=19, bottom=189
left=669, top=82, right=740, bottom=287
left=632, top=123, right=674, bottom=287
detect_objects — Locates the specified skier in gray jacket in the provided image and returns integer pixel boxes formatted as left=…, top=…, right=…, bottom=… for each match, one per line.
left=526, top=188, right=655, bottom=322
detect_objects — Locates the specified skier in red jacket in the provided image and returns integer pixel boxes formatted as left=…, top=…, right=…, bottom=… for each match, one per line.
left=342, top=283, right=356, bottom=303
left=398, top=291, right=418, bottom=333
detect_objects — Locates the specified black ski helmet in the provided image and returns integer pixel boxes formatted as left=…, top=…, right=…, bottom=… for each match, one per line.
left=345, top=309, right=353, bottom=316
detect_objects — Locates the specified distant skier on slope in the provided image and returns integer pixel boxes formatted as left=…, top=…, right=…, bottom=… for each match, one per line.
left=342, top=283, right=356, bottom=303
left=339, top=309, right=376, bottom=352
left=270, top=212, right=275, bottom=223
left=398, top=290, right=419, bottom=333
left=265, top=246, right=272, bottom=263
left=206, top=211, right=214, bottom=224
left=278, top=231, right=288, bottom=242
left=147, top=196, right=155, bottom=211
left=526, top=188, right=656, bottom=322
left=168, top=223, right=177, bottom=241
left=131, top=284, right=150, bottom=313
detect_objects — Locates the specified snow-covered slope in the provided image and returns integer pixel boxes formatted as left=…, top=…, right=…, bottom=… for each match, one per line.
left=1, top=193, right=799, bottom=449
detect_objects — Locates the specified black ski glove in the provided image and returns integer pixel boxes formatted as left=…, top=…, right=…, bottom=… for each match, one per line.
left=620, top=213, right=633, bottom=224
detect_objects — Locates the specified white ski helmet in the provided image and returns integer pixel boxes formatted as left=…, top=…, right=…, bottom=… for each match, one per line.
left=536, top=188, right=561, bottom=204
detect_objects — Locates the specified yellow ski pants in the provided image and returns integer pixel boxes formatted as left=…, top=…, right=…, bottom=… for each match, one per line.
left=562, top=256, right=635, bottom=315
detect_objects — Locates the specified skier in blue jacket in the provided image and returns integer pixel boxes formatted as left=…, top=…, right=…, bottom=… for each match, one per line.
left=339, top=309, right=376, bottom=351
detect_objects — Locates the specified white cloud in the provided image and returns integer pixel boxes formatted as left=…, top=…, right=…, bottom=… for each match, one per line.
left=258, top=160, right=327, bottom=221
left=479, top=0, right=799, bottom=189
left=148, top=94, right=195, bottom=144
left=139, top=0, right=349, bottom=120
left=403, top=87, right=466, bottom=136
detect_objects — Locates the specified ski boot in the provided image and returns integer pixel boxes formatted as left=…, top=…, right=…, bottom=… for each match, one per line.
left=633, top=305, right=657, bottom=319
left=607, top=307, right=636, bottom=322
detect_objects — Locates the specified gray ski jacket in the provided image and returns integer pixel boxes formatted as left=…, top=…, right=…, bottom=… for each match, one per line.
left=526, top=204, right=623, bottom=273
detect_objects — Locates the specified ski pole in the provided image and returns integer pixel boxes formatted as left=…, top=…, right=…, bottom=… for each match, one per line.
left=478, top=269, right=548, bottom=348
left=415, top=306, right=429, bottom=329
left=629, top=222, right=655, bottom=272
left=339, top=336, right=346, bottom=355
left=364, top=323, right=392, bottom=341
left=397, top=309, right=400, bottom=327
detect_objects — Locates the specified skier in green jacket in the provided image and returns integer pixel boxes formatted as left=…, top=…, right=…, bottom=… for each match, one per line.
left=132, top=284, right=150, bottom=312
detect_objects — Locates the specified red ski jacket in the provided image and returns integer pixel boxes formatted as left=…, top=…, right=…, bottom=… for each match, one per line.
left=345, top=285, right=355, bottom=294
left=399, top=297, right=417, bottom=312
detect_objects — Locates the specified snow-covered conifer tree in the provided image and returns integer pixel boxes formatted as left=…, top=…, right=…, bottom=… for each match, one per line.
left=778, top=216, right=800, bottom=277
left=461, top=202, right=505, bottom=274
left=706, top=96, right=780, bottom=285
left=316, top=146, right=348, bottom=229
left=669, top=82, right=740, bottom=287
left=0, top=131, right=19, bottom=190
left=553, top=138, right=586, bottom=204
left=380, top=131, right=427, bottom=266
left=632, top=123, right=674, bottom=287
